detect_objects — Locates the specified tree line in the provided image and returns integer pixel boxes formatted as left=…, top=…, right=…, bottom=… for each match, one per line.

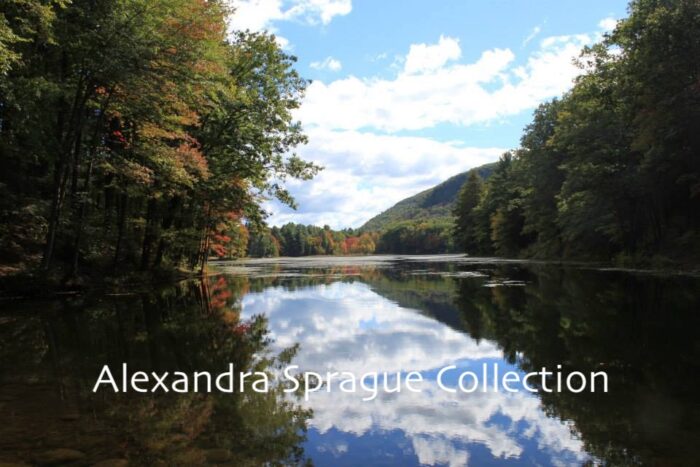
left=453, top=0, right=699, bottom=263
left=246, top=224, right=377, bottom=257
left=242, top=220, right=459, bottom=258
left=0, top=0, right=318, bottom=278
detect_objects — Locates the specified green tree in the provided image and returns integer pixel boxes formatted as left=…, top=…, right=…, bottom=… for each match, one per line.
left=0, top=1, right=319, bottom=277
left=473, top=152, right=530, bottom=257
left=452, top=0, right=699, bottom=263
left=453, top=169, right=483, bottom=254
left=519, top=100, right=565, bottom=257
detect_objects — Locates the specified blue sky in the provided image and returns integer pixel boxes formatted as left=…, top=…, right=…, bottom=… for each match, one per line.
left=228, top=0, right=629, bottom=229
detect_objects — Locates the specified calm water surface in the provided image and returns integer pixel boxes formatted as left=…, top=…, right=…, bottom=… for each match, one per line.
left=1, top=255, right=699, bottom=466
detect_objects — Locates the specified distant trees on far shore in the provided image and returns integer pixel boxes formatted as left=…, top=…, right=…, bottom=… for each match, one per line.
left=243, top=220, right=455, bottom=258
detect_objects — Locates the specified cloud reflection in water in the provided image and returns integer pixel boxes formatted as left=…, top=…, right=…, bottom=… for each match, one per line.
left=241, top=282, right=588, bottom=466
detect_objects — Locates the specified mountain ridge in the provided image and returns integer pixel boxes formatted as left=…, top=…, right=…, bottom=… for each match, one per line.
left=360, top=162, right=497, bottom=232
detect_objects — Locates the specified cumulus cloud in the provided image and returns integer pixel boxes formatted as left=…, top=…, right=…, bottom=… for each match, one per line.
left=412, top=437, right=469, bottom=467
left=310, top=56, right=342, bottom=71
left=267, top=128, right=505, bottom=228
left=404, top=35, right=461, bottom=74
left=242, top=282, right=503, bottom=374
left=229, top=0, right=351, bottom=30
left=298, top=33, right=593, bottom=132
left=228, top=0, right=351, bottom=47
left=598, top=17, right=618, bottom=32
left=270, top=27, right=613, bottom=227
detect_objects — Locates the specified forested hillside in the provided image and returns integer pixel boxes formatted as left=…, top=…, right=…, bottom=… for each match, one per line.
left=243, top=163, right=498, bottom=258
left=0, top=0, right=317, bottom=281
left=361, top=163, right=495, bottom=232
left=453, top=0, right=700, bottom=264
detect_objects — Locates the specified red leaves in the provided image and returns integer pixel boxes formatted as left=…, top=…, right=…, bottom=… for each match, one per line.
left=210, top=242, right=227, bottom=258
left=343, top=237, right=360, bottom=253
left=205, top=276, right=252, bottom=338
left=111, top=130, right=127, bottom=144
left=209, top=276, right=232, bottom=309
left=232, top=323, right=250, bottom=336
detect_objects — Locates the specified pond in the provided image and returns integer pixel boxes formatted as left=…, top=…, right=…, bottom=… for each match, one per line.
left=1, top=255, right=699, bottom=466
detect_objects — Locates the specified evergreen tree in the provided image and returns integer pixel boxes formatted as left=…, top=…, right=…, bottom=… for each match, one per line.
left=453, top=170, right=483, bottom=253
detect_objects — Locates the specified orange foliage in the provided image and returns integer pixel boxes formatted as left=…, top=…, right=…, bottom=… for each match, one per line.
left=176, top=141, right=209, bottom=179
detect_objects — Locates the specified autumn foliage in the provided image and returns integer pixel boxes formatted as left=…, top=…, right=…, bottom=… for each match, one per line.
left=0, top=0, right=318, bottom=275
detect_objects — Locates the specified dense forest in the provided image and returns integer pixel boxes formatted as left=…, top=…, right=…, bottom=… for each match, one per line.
left=454, top=0, right=699, bottom=263
left=2, top=0, right=698, bottom=269
left=0, top=0, right=318, bottom=280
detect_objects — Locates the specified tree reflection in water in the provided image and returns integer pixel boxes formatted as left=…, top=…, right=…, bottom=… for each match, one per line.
left=451, top=265, right=700, bottom=466
left=0, top=275, right=311, bottom=466
left=230, top=258, right=700, bottom=466
left=2, top=258, right=699, bottom=466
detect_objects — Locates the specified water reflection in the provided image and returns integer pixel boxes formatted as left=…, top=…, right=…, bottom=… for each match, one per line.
left=454, top=265, right=700, bottom=465
left=1, top=256, right=699, bottom=466
left=231, top=256, right=700, bottom=466
left=0, top=277, right=310, bottom=466
left=241, top=281, right=588, bottom=466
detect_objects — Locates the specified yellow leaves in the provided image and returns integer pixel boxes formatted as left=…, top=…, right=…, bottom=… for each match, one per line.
left=101, top=158, right=154, bottom=187
left=162, top=0, right=226, bottom=43
left=140, top=122, right=184, bottom=141
left=192, top=58, right=226, bottom=77
left=171, top=107, right=200, bottom=127
left=132, top=102, right=208, bottom=190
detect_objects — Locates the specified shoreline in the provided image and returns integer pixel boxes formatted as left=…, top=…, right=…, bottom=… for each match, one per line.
left=0, top=266, right=209, bottom=301
left=2, top=253, right=698, bottom=301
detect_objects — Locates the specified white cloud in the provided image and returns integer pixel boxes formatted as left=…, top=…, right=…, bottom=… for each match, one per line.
left=297, top=0, right=352, bottom=25
left=227, top=0, right=351, bottom=48
left=298, top=32, right=592, bottom=133
left=228, top=0, right=283, bottom=31
left=274, top=35, right=291, bottom=49
left=254, top=21, right=612, bottom=227
left=412, top=437, right=469, bottom=467
left=228, top=0, right=351, bottom=30
left=267, top=128, right=505, bottom=228
left=370, top=52, right=388, bottom=62
left=243, top=282, right=503, bottom=374
left=598, top=17, right=617, bottom=32
left=269, top=31, right=599, bottom=227
left=310, top=56, right=342, bottom=71
left=404, top=35, right=461, bottom=74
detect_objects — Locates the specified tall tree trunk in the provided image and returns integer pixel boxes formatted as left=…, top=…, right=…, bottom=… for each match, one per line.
left=200, top=231, right=210, bottom=275
left=140, top=198, right=158, bottom=270
left=70, top=93, right=112, bottom=275
left=69, top=157, right=94, bottom=275
left=153, top=196, right=180, bottom=268
left=113, top=193, right=128, bottom=269
left=42, top=70, right=90, bottom=269
left=42, top=161, right=69, bottom=269
left=198, top=205, right=212, bottom=274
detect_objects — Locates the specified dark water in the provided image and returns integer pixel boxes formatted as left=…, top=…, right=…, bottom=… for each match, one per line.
left=1, top=255, right=699, bottom=466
